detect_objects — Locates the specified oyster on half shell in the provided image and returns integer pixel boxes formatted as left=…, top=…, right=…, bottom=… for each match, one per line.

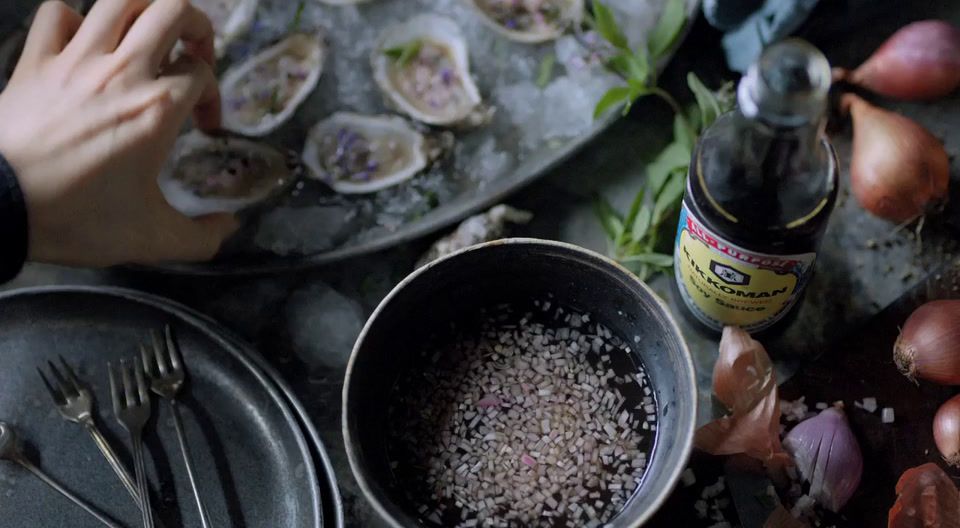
left=159, top=131, right=301, bottom=217
left=191, top=0, right=258, bottom=57
left=221, top=33, right=327, bottom=137
left=467, top=0, right=584, bottom=43
left=303, top=112, right=450, bottom=194
left=372, top=14, right=489, bottom=128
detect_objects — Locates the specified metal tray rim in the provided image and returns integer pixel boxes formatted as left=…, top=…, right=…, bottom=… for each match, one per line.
left=0, top=285, right=341, bottom=527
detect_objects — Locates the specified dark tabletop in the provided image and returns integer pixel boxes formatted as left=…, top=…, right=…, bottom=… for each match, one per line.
left=4, top=1, right=960, bottom=525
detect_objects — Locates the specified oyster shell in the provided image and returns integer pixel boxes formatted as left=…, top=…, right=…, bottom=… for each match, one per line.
left=416, top=205, right=534, bottom=267
left=371, top=14, right=488, bottom=127
left=467, top=0, right=583, bottom=43
left=221, top=33, right=327, bottom=137
left=159, top=130, right=300, bottom=217
left=303, top=112, right=449, bottom=194
left=191, top=0, right=258, bottom=57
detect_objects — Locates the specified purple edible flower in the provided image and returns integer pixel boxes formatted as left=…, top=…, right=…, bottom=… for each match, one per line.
left=440, top=67, right=453, bottom=86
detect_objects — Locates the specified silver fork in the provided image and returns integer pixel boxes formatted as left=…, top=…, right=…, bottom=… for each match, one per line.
left=37, top=357, right=139, bottom=506
left=142, top=326, right=211, bottom=528
left=109, top=358, right=154, bottom=528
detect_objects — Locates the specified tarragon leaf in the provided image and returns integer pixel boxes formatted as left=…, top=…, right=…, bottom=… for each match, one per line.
left=536, top=54, right=556, bottom=89
left=592, top=1, right=629, bottom=51
left=594, top=86, right=632, bottom=119
left=289, top=0, right=306, bottom=31
left=688, top=72, right=722, bottom=130
left=594, top=194, right=625, bottom=241
left=622, top=78, right=651, bottom=115
left=621, top=252, right=674, bottom=267
left=673, top=112, right=696, bottom=152
left=652, top=170, right=686, bottom=224
left=623, top=186, right=647, bottom=231
left=646, top=141, right=691, bottom=196
left=383, top=39, right=423, bottom=68
left=647, top=0, right=686, bottom=58
left=631, top=206, right=653, bottom=243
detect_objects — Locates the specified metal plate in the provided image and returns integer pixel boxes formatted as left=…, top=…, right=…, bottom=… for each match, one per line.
left=137, top=289, right=347, bottom=528
left=0, top=286, right=324, bottom=528
left=0, top=1, right=698, bottom=275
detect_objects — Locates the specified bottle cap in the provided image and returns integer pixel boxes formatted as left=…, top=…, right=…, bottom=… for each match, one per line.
left=738, top=39, right=831, bottom=128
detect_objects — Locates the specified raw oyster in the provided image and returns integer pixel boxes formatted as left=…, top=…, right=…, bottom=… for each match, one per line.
left=467, top=0, right=583, bottom=43
left=191, top=0, right=258, bottom=57
left=221, top=33, right=326, bottom=136
left=416, top=205, right=533, bottom=267
left=158, top=130, right=300, bottom=217
left=372, top=14, right=489, bottom=127
left=303, top=112, right=450, bottom=194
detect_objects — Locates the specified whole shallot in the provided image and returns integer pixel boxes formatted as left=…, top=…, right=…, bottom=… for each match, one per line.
left=894, top=300, right=960, bottom=385
left=843, top=94, right=949, bottom=223
left=835, top=20, right=960, bottom=101
left=934, top=395, right=960, bottom=467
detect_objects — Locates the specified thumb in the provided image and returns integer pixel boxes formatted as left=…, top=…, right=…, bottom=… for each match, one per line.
left=153, top=209, right=240, bottom=263
left=181, top=212, right=240, bottom=261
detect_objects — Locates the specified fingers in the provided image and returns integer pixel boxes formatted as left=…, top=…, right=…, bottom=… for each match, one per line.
left=117, top=0, right=215, bottom=76
left=65, top=0, right=149, bottom=56
left=19, top=1, right=83, bottom=64
left=158, top=53, right=221, bottom=131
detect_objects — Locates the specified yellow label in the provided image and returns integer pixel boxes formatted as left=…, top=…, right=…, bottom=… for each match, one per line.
left=673, top=204, right=815, bottom=332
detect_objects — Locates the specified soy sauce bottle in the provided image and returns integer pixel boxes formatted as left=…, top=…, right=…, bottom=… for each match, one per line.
left=673, top=39, right=838, bottom=334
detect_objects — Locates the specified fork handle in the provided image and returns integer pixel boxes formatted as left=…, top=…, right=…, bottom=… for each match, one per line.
left=131, top=431, right=154, bottom=528
left=86, top=424, right=139, bottom=504
left=16, top=456, right=124, bottom=528
left=171, top=400, right=212, bottom=528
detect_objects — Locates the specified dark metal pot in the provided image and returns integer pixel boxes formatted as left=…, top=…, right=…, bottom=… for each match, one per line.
left=342, top=239, right=697, bottom=527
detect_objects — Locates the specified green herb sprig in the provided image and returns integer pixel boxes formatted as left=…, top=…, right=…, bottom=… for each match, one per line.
left=383, top=40, right=424, bottom=68
left=589, top=0, right=735, bottom=280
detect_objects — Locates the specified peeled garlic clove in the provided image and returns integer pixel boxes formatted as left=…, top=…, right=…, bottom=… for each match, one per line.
left=844, top=94, right=949, bottom=223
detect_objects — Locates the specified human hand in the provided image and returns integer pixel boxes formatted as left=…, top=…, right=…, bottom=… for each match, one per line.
left=0, top=0, right=239, bottom=267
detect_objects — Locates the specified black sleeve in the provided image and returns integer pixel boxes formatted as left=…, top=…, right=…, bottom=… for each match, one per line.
left=0, top=152, right=27, bottom=282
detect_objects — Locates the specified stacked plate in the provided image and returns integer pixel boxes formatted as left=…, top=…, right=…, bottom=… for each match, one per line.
left=0, top=286, right=343, bottom=528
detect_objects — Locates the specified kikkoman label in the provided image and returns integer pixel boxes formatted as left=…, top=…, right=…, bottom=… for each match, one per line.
left=673, top=204, right=816, bottom=332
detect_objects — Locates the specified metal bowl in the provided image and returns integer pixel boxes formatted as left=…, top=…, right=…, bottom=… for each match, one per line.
left=342, top=238, right=697, bottom=527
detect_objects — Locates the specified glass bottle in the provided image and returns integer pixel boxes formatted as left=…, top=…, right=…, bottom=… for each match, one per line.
left=673, top=39, right=838, bottom=334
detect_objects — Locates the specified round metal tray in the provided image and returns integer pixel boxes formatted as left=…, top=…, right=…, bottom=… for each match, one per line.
left=0, top=286, right=343, bottom=528
left=0, top=1, right=697, bottom=276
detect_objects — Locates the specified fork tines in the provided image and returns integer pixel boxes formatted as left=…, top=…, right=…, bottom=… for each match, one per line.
left=108, top=358, right=151, bottom=419
left=37, top=355, right=84, bottom=405
left=141, top=325, right=183, bottom=379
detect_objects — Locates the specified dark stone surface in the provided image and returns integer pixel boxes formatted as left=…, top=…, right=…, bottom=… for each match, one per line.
left=3, top=1, right=960, bottom=525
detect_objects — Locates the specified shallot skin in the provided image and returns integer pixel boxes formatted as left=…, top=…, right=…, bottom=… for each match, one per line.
left=844, top=94, right=950, bottom=223
left=837, top=20, right=960, bottom=101
left=895, top=300, right=960, bottom=385
left=888, top=463, right=960, bottom=528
